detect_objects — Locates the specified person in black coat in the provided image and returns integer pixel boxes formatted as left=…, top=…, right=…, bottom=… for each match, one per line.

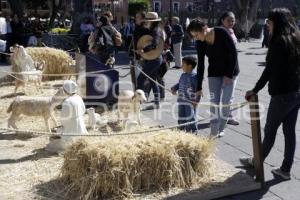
left=241, top=8, right=300, bottom=180
left=187, top=19, right=239, bottom=137
left=171, top=17, right=184, bottom=69
left=10, top=14, right=24, bottom=46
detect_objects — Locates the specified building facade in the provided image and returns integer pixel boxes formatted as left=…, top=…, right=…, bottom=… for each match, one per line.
left=150, top=0, right=298, bottom=19
left=93, top=0, right=128, bottom=25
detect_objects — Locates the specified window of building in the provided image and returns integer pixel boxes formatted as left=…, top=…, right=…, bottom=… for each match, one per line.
left=172, top=2, right=180, bottom=14
left=1, top=0, right=8, bottom=9
left=153, top=1, right=161, bottom=13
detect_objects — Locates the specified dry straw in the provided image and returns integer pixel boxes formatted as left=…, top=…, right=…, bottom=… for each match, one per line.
left=61, top=131, right=215, bottom=199
left=26, top=47, right=74, bottom=81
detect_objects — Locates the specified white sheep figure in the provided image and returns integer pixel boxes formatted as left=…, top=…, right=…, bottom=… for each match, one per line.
left=118, top=89, right=147, bottom=128
left=86, top=107, right=108, bottom=131
left=7, top=88, right=66, bottom=132
left=9, top=45, right=44, bottom=94
left=14, top=61, right=44, bottom=94
left=10, top=45, right=35, bottom=72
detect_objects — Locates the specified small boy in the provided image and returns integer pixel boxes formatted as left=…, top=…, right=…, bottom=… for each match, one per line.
left=171, top=56, right=200, bottom=132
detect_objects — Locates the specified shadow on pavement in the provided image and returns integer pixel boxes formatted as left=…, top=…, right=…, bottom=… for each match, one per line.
left=0, top=148, right=57, bottom=164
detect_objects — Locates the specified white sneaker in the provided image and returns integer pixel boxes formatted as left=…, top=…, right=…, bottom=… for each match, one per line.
left=218, top=131, right=225, bottom=137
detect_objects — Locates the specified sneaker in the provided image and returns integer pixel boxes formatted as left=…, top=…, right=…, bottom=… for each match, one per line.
left=271, top=168, right=291, bottom=180
left=218, top=131, right=225, bottom=137
left=227, top=118, right=240, bottom=125
left=239, top=157, right=254, bottom=168
left=172, top=66, right=181, bottom=69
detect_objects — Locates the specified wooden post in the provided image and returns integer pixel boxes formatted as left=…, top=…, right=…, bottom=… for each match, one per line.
left=249, top=95, right=265, bottom=185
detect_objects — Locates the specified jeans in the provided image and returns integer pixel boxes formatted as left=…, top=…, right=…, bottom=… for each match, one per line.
left=137, top=56, right=162, bottom=105
left=208, top=76, right=237, bottom=135
left=178, top=102, right=197, bottom=132
left=262, top=91, right=300, bottom=172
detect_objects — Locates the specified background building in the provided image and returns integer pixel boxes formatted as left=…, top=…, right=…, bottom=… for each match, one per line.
left=93, top=0, right=128, bottom=25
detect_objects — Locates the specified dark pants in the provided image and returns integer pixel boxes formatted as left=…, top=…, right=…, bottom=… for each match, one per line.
left=144, top=61, right=169, bottom=99
left=262, top=91, right=300, bottom=172
left=178, top=102, right=197, bottom=132
left=137, top=56, right=162, bottom=105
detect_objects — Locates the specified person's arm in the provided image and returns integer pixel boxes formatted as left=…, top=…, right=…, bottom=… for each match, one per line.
left=222, top=29, right=238, bottom=78
left=60, top=101, right=71, bottom=128
left=196, top=41, right=206, bottom=91
left=252, top=38, right=284, bottom=93
left=171, top=83, right=179, bottom=91
left=191, top=75, right=201, bottom=103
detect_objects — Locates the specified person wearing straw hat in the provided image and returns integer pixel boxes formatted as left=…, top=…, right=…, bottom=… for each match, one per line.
left=136, top=12, right=163, bottom=110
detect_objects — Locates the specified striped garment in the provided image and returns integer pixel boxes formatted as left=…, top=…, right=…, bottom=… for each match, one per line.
left=171, top=72, right=200, bottom=103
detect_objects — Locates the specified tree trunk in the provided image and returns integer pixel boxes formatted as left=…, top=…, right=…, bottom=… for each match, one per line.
left=7, top=0, right=24, bottom=17
left=232, top=0, right=261, bottom=36
left=70, top=0, right=93, bottom=35
left=48, top=0, right=62, bottom=30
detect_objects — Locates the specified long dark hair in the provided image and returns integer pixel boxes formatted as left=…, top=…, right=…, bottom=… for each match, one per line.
left=186, top=19, right=207, bottom=38
left=150, top=21, right=160, bottom=31
left=267, top=8, right=300, bottom=64
left=218, top=11, right=235, bottom=26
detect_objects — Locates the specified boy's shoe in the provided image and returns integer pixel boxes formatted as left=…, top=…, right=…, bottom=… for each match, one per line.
left=218, top=131, right=225, bottom=137
left=271, top=168, right=291, bottom=180
left=239, top=157, right=254, bottom=168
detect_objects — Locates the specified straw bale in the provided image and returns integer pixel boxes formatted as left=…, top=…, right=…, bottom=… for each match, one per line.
left=61, top=132, right=215, bottom=199
left=26, top=47, right=74, bottom=81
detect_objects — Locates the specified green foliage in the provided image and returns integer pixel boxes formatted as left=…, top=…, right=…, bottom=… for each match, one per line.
left=50, top=27, right=70, bottom=34
left=128, top=0, right=150, bottom=17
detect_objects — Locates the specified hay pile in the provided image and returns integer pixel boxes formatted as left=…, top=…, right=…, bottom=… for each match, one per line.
left=61, top=132, right=215, bottom=199
left=26, top=47, right=74, bottom=80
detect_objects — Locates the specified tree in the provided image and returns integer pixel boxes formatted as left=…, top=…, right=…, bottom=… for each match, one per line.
left=232, top=0, right=261, bottom=36
left=128, top=0, right=150, bottom=17
left=7, top=0, right=25, bottom=17
left=25, top=0, right=48, bottom=15
left=48, top=0, right=62, bottom=29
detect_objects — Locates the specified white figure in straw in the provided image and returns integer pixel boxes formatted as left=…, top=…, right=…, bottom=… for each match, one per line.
left=60, top=80, right=88, bottom=135
left=46, top=80, right=87, bottom=153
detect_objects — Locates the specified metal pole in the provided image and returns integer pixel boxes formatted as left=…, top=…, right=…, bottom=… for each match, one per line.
left=249, top=95, right=265, bottom=186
